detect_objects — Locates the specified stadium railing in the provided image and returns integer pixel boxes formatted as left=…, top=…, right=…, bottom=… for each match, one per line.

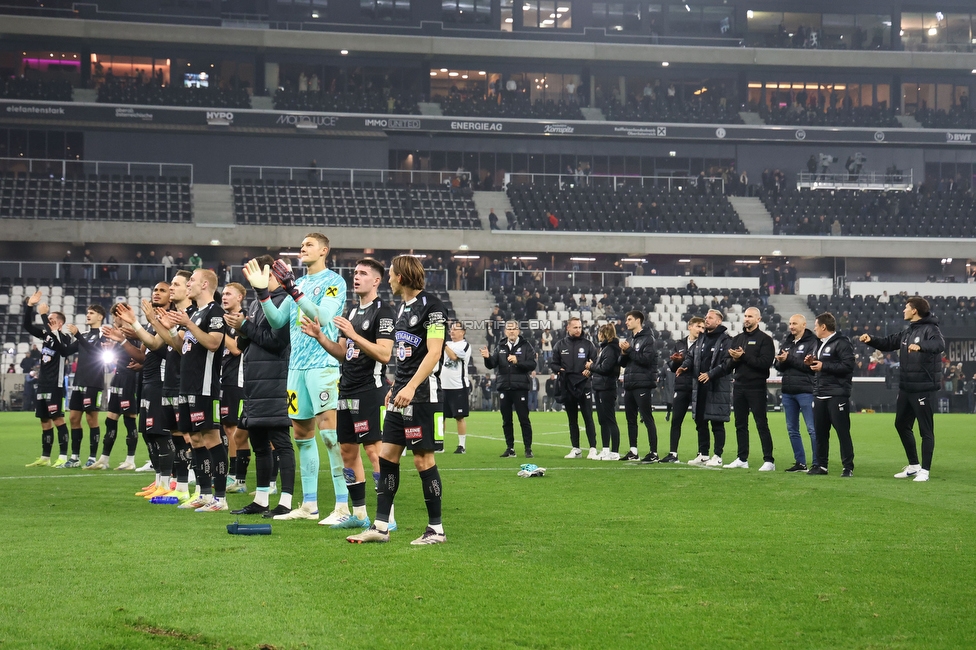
left=0, top=157, right=194, bottom=185
left=795, top=170, right=913, bottom=191
left=229, top=165, right=462, bottom=187
left=502, top=172, right=725, bottom=193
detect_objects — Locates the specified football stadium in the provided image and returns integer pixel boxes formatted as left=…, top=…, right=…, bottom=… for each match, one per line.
left=2, top=0, right=976, bottom=646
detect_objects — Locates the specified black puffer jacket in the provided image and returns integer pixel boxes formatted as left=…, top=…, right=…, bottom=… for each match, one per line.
left=864, top=315, right=945, bottom=393
left=813, top=332, right=856, bottom=398
left=726, top=326, right=775, bottom=390
left=239, top=288, right=291, bottom=428
left=775, top=329, right=818, bottom=395
left=484, top=336, right=536, bottom=391
left=620, top=327, right=658, bottom=390
left=681, top=325, right=732, bottom=422
left=590, top=339, right=622, bottom=392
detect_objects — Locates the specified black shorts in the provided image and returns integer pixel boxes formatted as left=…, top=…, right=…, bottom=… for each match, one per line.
left=337, top=387, right=386, bottom=445
left=108, top=385, right=139, bottom=416
left=140, top=384, right=169, bottom=435
left=68, top=386, right=103, bottom=413
left=220, top=386, right=244, bottom=427
left=35, top=387, right=65, bottom=420
left=162, top=396, right=180, bottom=432
left=442, top=388, right=470, bottom=419
left=177, top=394, right=219, bottom=433
left=382, top=402, right=444, bottom=452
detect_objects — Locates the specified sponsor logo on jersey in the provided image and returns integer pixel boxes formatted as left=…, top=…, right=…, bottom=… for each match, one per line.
left=325, top=285, right=339, bottom=297
left=378, top=318, right=394, bottom=334
left=395, top=331, right=423, bottom=346
left=354, top=420, right=370, bottom=434
left=405, top=426, right=423, bottom=440
left=209, top=317, right=224, bottom=329
left=190, top=411, right=205, bottom=423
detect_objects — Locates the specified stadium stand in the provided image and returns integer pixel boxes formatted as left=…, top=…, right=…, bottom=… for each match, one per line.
left=759, top=104, right=899, bottom=128
left=601, top=96, right=744, bottom=125
left=0, top=78, right=73, bottom=102
left=763, top=187, right=976, bottom=238
left=232, top=179, right=481, bottom=229
left=96, top=79, right=250, bottom=109
left=0, top=172, right=192, bottom=222
left=506, top=184, right=747, bottom=234
left=272, top=90, right=420, bottom=115
left=438, top=94, right=583, bottom=121
left=914, top=107, right=976, bottom=130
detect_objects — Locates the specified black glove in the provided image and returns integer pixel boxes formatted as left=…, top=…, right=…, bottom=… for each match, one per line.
left=271, top=259, right=304, bottom=302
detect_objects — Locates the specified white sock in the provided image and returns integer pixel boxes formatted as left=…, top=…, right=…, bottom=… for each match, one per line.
left=99, top=455, right=110, bottom=463
left=70, top=454, right=79, bottom=460
left=176, top=481, right=188, bottom=493
left=602, top=447, right=610, bottom=454
left=125, top=455, right=135, bottom=464
left=40, top=455, right=50, bottom=461
left=87, top=456, right=96, bottom=462
left=374, top=520, right=389, bottom=532
left=353, top=505, right=368, bottom=518
left=335, top=502, right=350, bottom=515
left=390, top=504, right=395, bottom=522
left=270, top=481, right=277, bottom=492
left=630, top=447, right=638, bottom=454
left=458, top=434, right=466, bottom=447
left=155, top=472, right=162, bottom=485
left=304, top=500, right=318, bottom=512
left=430, top=523, right=445, bottom=534
left=58, top=454, right=67, bottom=461
left=255, top=490, right=269, bottom=507
left=589, top=447, right=597, bottom=454
left=278, top=492, right=293, bottom=509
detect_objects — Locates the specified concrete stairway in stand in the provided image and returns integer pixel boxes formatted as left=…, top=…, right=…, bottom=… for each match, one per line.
left=472, top=190, right=514, bottom=229
left=768, top=294, right=817, bottom=330
left=192, top=184, right=236, bottom=227
left=448, top=290, right=497, bottom=353
left=728, top=196, right=774, bottom=235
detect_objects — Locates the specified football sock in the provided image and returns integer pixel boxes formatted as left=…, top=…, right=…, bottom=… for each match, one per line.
left=254, top=488, right=269, bottom=507
left=295, top=438, right=318, bottom=509
left=278, top=492, right=293, bottom=509
left=173, top=436, right=190, bottom=483
left=319, top=428, right=348, bottom=506
left=372, top=471, right=380, bottom=490
left=56, top=424, right=69, bottom=455
left=349, top=481, right=367, bottom=508
left=102, top=418, right=119, bottom=456
left=88, top=426, right=101, bottom=459
left=124, top=417, right=138, bottom=456
left=41, top=428, right=54, bottom=457
left=191, top=445, right=213, bottom=495
left=229, top=455, right=237, bottom=476
left=419, top=465, right=443, bottom=527
left=458, top=434, right=466, bottom=447
left=70, top=428, right=83, bottom=456
left=236, top=448, right=251, bottom=483
left=375, top=457, right=400, bottom=528
left=210, top=443, right=228, bottom=499
left=156, top=436, right=175, bottom=481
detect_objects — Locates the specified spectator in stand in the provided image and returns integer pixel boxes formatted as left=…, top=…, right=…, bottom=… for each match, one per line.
left=147, top=250, right=158, bottom=280
left=188, top=252, right=203, bottom=270
left=62, top=251, right=72, bottom=280
left=488, top=209, right=499, bottom=230
left=82, top=249, right=94, bottom=281
left=175, top=251, right=185, bottom=270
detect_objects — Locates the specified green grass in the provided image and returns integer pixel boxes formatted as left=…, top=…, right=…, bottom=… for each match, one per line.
left=2, top=409, right=976, bottom=649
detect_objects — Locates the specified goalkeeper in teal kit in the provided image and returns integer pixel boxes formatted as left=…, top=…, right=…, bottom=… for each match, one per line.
left=243, top=233, right=350, bottom=524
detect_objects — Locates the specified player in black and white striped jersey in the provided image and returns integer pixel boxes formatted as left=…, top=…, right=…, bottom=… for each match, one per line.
left=441, top=321, right=472, bottom=454
left=220, top=283, right=249, bottom=494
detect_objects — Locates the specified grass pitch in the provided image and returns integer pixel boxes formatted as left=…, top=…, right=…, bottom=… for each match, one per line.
left=2, top=409, right=976, bottom=649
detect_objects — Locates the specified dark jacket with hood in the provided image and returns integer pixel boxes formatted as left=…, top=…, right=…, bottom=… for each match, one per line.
left=774, top=328, right=818, bottom=395
left=812, top=331, right=856, bottom=398
left=681, top=324, right=733, bottom=421
left=590, top=338, right=622, bottom=392
left=620, top=327, right=658, bottom=390
left=550, top=333, right=598, bottom=400
left=239, top=287, right=291, bottom=428
left=484, top=335, right=537, bottom=391
left=863, top=315, right=944, bottom=394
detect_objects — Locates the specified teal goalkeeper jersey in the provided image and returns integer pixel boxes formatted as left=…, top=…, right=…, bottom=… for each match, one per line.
left=260, top=268, right=346, bottom=370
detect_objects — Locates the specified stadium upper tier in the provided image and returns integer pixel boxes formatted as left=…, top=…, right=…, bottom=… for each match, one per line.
left=760, top=105, right=900, bottom=129
left=232, top=179, right=481, bottom=230
left=506, top=185, right=747, bottom=234
left=763, top=188, right=976, bottom=238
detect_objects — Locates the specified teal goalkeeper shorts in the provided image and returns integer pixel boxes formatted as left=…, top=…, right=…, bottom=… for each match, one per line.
left=286, top=367, right=340, bottom=421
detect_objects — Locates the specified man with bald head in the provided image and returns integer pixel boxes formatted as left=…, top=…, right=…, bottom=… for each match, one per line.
left=725, top=307, right=775, bottom=471
left=774, top=314, right=819, bottom=472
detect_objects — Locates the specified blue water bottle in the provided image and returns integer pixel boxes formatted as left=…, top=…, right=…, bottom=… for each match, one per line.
left=150, top=496, right=180, bottom=504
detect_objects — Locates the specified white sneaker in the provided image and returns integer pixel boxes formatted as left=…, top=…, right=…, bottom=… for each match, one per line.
left=705, top=455, right=723, bottom=467
left=894, top=464, right=921, bottom=479
left=687, top=453, right=709, bottom=467
left=725, top=458, right=748, bottom=469
left=318, top=506, right=352, bottom=526
left=758, top=462, right=776, bottom=472
left=586, top=448, right=600, bottom=460
left=134, top=461, right=154, bottom=473
left=115, top=461, right=136, bottom=471
left=607, top=452, right=620, bottom=461
left=913, top=469, right=930, bottom=482
left=274, top=502, right=319, bottom=520
left=564, top=448, right=582, bottom=459
left=596, top=449, right=610, bottom=460
left=178, top=494, right=212, bottom=510
left=86, top=457, right=110, bottom=470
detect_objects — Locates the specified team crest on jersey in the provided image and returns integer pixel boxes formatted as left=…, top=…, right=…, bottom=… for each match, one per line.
left=823, top=347, right=831, bottom=354
left=797, top=345, right=804, bottom=351
left=397, top=341, right=413, bottom=361
left=313, top=286, right=322, bottom=296
left=914, top=337, right=920, bottom=343
left=319, top=390, right=331, bottom=403
left=409, top=314, right=419, bottom=327
left=361, top=320, right=370, bottom=331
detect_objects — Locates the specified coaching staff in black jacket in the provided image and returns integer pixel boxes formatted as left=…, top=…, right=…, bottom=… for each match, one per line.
left=227, top=255, right=294, bottom=516
left=550, top=316, right=598, bottom=459
left=725, top=306, right=776, bottom=471
left=807, top=312, right=856, bottom=478
left=483, top=320, right=537, bottom=459
left=774, top=315, right=819, bottom=472
left=677, top=309, right=732, bottom=467
left=619, top=310, right=659, bottom=462
left=860, top=296, right=944, bottom=481
left=660, top=317, right=705, bottom=463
